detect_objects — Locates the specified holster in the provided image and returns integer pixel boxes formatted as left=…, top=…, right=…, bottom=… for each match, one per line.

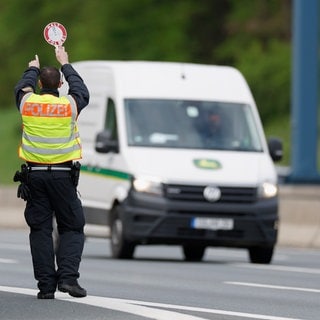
left=71, top=161, right=81, bottom=187
left=13, top=164, right=31, bottom=201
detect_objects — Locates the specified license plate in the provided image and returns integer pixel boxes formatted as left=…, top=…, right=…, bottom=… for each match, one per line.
left=191, top=217, right=234, bottom=231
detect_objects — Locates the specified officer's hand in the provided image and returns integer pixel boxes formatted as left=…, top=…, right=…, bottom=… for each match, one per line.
left=17, top=183, right=31, bottom=202
left=55, top=46, right=69, bottom=66
left=29, top=54, right=40, bottom=69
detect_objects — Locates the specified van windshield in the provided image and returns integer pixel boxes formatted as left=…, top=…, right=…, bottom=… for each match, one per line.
left=124, top=99, right=263, bottom=151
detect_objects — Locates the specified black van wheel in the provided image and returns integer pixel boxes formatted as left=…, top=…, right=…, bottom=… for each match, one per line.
left=182, top=244, right=206, bottom=262
left=248, top=246, right=274, bottom=264
left=110, top=206, right=135, bottom=259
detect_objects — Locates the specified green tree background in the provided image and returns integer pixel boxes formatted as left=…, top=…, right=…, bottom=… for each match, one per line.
left=1, top=0, right=291, bottom=118
left=0, top=0, right=291, bottom=183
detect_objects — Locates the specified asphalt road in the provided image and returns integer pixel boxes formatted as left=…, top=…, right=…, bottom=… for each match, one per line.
left=0, top=228, right=319, bottom=320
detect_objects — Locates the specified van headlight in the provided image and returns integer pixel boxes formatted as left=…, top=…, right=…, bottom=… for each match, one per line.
left=258, top=182, right=278, bottom=198
left=132, top=176, right=163, bottom=196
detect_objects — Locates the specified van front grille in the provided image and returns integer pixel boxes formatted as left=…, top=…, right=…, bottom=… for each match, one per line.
left=163, top=184, right=257, bottom=203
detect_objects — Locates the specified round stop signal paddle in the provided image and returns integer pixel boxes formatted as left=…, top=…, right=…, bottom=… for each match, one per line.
left=43, top=22, right=67, bottom=47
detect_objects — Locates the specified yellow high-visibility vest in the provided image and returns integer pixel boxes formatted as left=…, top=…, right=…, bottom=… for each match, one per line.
left=19, top=93, right=82, bottom=164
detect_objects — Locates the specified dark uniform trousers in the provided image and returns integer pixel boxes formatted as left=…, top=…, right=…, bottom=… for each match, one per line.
left=24, top=169, right=85, bottom=293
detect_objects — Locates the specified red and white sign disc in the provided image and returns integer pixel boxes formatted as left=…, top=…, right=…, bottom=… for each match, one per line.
left=43, top=22, right=67, bottom=46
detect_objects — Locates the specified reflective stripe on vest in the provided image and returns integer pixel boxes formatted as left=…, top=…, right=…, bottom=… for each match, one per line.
left=19, top=93, right=82, bottom=164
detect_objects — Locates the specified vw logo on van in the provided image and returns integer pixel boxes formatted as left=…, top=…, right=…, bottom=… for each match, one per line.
left=203, top=186, right=221, bottom=202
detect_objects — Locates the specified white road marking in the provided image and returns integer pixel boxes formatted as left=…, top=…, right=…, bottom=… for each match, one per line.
left=64, top=295, right=209, bottom=320
left=226, top=281, right=320, bottom=293
left=235, top=263, right=320, bottom=275
left=0, top=258, right=17, bottom=264
left=120, top=299, right=305, bottom=320
left=0, top=285, right=305, bottom=320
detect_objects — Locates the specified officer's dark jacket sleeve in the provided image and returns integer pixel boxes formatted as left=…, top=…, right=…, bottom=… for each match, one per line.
left=61, top=64, right=90, bottom=114
left=14, top=67, right=39, bottom=109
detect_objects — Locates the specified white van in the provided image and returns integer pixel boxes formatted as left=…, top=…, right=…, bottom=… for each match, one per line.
left=62, top=61, right=283, bottom=263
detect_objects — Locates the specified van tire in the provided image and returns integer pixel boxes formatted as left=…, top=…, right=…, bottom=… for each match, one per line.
left=182, top=244, right=206, bottom=261
left=248, top=246, right=274, bottom=264
left=110, top=206, right=135, bottom=259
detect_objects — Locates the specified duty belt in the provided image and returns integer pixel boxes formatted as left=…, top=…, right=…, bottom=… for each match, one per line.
left=28, top=166, right=72, bottom=172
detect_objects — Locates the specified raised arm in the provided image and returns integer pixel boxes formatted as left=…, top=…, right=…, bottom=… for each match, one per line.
left=14, top=55, right=40, bottom=108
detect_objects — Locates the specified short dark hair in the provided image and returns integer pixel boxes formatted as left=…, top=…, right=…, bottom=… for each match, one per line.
left=39, top=67, right=61, bottom=89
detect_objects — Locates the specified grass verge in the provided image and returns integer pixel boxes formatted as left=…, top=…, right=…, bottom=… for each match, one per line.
left=0, top=108, right=23, bottom=185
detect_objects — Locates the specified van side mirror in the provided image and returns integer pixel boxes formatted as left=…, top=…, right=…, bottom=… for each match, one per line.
left=268, top=137, right=283, bottom=162
left=95, top=130, right=119, bottom=153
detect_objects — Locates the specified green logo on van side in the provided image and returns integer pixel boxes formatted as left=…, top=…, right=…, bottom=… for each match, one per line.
left=193, top=159, right=222, bottom=170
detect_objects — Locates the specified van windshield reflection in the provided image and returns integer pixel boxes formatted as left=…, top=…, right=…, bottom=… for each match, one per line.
left=124, top=99, right=263, bottom=151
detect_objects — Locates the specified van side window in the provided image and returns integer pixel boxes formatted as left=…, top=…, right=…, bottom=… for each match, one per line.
left=104, top=98, right=118, bottom=141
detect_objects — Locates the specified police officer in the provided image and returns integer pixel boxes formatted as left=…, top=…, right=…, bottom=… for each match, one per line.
left=14, top=46, right=90, bottom=299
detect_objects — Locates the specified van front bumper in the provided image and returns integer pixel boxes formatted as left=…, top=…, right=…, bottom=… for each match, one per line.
left=119, top=190, right=279, bottom=248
